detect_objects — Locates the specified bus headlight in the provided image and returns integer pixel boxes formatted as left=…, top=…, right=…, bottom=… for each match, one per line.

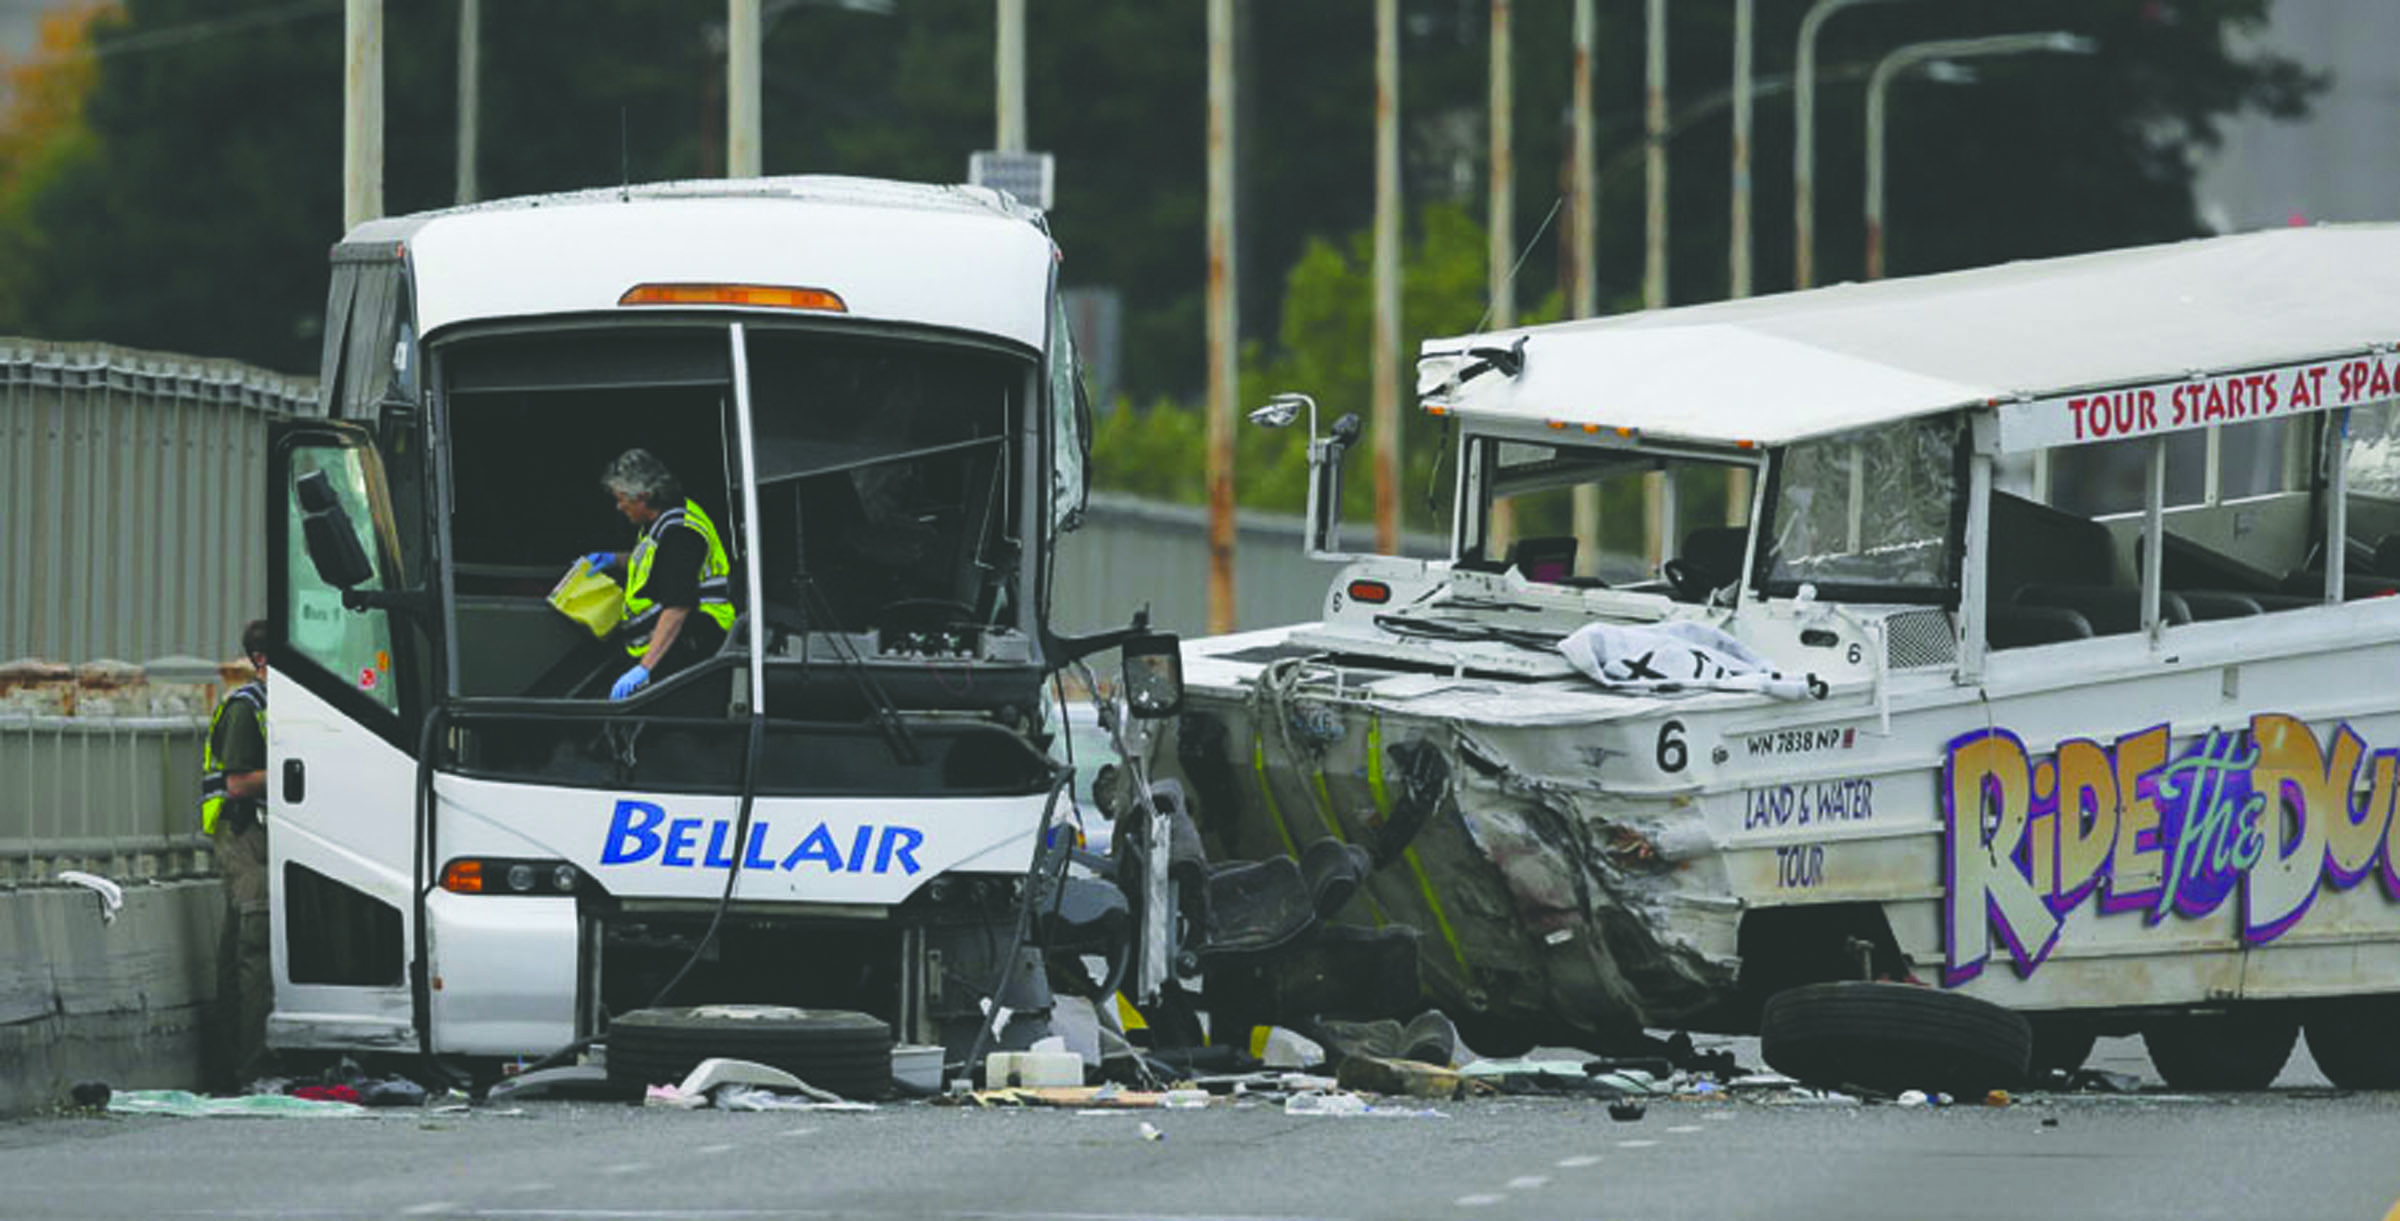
left=439, top=857, right=584, bottom=896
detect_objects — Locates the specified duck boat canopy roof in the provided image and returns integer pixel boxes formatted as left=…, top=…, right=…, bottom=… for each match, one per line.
left=1418, top=223, right=2400, bottom=454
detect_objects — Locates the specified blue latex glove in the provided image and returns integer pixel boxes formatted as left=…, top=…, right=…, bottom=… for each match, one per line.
left=609, top=664, right=650, bottom=700
left=583, top=551, right=617, bottom=573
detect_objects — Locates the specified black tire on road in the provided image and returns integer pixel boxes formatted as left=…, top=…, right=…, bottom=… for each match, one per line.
left=605, top=1005, right=896, bottom=1099
left=2141, top=1009, right=2296, bottom=1092
left=2302, top=996, right=2400, bottom=1091
left=1760, top=982, right=2032, bottom=1096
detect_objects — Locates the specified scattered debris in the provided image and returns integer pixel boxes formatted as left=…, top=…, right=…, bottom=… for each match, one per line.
left=107, top=1090, right=369, bottom=1118
left=68, top=1082, right=111, bottom=1110
left=1138, top=1121, right=1166, bottom=1141
left=1608, top=1100, right=1647, bottom=1122
left=54, top=871, right=123, bottom=925
left=1335, top=1054, right=1483, bottom=1100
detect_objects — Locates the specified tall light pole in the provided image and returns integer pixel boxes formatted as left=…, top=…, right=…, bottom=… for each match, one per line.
left=1488, top=0, right=1514, bottom=332
left=1569, top=0, right=1600, bottom=575
left=1205, top=0, right=1238, bottom=633
left=456, top=0, right=479, bottom=204
left=343, top=0, right=382, bottom=229
left=1729, top=0, right=1753, bottom=300
left=1485, top=0, right=1515, bottom=556
left=996, top=0, right=1026, bottom=152
left=1794, top=0, right=1909, bottom=289
left=727, top=0, right=761, bottom=176
left=1865, top=32, right=2093, bottom=279
left=1371, top=0, right=1402, bottom=555
left=1641, top=0, right=1666, bottom=311
left=1641, top=0, right=1666, bottom=570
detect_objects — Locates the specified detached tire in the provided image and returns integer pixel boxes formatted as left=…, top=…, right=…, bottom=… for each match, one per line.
left=605, top=1005, right=895, bottom=1099
left=1761, top=982, right=2031, bottom=1096
left=2302, top=997, right=2400, bottom=1091
left=2142, top=1010, right=2296, bottom=1092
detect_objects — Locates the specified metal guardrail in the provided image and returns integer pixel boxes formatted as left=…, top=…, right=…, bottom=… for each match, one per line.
left=0, top=714, right=212, bottom=884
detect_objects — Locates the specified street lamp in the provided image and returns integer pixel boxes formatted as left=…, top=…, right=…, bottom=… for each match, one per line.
left=1865, top=32, right=2095, bottom=279
left=1794, top=0, right=1914, bottom=290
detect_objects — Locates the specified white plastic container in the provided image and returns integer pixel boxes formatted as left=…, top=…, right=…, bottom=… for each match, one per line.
left=892, top=1044, right=944, bottom=1093
left=984, top=1049, right=1083, bottom=1088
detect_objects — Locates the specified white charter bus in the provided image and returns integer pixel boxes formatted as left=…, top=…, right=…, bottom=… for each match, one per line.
left=266, top=178, right=1173, bottom=1080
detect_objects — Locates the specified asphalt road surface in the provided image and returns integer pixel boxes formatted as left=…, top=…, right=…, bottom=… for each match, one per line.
left=5, top=1038, right=2397, bottom=1221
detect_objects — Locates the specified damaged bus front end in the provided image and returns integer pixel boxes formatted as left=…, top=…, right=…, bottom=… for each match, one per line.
left=265, top=178, right=1174, bottom=1081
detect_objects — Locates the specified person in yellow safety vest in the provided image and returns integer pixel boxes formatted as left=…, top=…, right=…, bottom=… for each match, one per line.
left=585, top=448, right=737, bottom=699
left=201, top=618, right=272, bottom=1090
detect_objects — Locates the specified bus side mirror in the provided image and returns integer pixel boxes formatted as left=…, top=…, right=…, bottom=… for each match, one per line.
left=1122, top=631, right=1184, bottom=720
left=296, top=469, right=375, bottom=591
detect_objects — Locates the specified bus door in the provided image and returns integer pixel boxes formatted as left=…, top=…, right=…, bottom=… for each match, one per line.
left=266, top=419, right=431, bottom=1051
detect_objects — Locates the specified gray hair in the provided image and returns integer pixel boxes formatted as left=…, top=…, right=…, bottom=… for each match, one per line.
left=602, top=448, right=681, bottom=509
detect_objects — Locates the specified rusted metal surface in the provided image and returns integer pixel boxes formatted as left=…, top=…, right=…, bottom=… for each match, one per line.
left=1372, top=0, right=1402, bottom=557
left=1205, top=0, right=1239, bottom=635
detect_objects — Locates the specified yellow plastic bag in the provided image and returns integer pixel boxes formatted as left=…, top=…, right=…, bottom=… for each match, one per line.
left=548, top=559, right=625, bottom=638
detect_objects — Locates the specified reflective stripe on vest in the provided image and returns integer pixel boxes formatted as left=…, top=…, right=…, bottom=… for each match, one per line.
left=622, top=498, right=737, bottom=656
left=200, top=682, right=266, bottom=836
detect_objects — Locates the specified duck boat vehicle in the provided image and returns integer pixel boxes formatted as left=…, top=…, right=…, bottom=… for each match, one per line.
left=1148, top=225, right=2400, bottom=1091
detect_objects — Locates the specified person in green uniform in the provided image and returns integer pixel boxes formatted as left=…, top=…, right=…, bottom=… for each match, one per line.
left=583, top=449, right=737, bottom=699
left=201, top=619, right=271, bottom=1089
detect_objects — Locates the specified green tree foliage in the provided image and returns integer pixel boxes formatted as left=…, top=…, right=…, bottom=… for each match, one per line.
left=1095, top=202, right=1546, bottom=533
left=0, top=0, right=2323, bottom=433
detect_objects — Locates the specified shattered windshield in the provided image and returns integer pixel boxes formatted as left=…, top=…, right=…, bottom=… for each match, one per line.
left=744, top=329, right=1023, bottom=635
left=1766, top=415, right=1961, bottom=597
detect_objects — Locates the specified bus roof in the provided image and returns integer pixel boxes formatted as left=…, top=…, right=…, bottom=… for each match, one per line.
left=1418, top=223, right=2400, bottom=452
left=340, top=176, right=1057, bottom=349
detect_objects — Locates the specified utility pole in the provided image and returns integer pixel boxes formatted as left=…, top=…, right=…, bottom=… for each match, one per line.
left=1730, top=0, right=1753, bottom=299
left=1642, top=0, right=1666, bottom=311
left=727, top=0, right=762, bottom=177
left=1485, top=0, right=1515, bottom=556
left=1371, top=0, right=1401, bottom=555
left=1205, top=0, right=1239, bottom=633
left=1642, top=0, right=1667, bottom=570
left=1488, top=0, right=1514, bottom=333
left=455, top=0, right=479, bottom=204
left=996, top=0, right=1026, bottom=152
left=1726, top=0, right=1755, bottom=527
left=1796, top=0, right=1908, bottom=289
left=1568, top=0, right=1601, bottom=576
left=1866, top=33, right=2091, bottom=280
left=342, top=0, right=383, bottom=230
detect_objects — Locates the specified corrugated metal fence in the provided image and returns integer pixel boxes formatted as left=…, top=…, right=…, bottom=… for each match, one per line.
left=0, top=340, right=314, bottom=881
left=1052, top=492, right=1449, bottom=638
left=0, top=339, right=315, bottom=663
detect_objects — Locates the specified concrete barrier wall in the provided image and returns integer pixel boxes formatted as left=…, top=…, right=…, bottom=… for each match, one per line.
left=0, top=880, right=223, bottom=1117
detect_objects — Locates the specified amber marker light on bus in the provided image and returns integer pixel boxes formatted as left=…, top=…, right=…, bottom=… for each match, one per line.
left=618, top=283, right=849, bottom=312
left=1347, top=579, right=1393, bottom=605
left=440, top=860, right=484, bottom=894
